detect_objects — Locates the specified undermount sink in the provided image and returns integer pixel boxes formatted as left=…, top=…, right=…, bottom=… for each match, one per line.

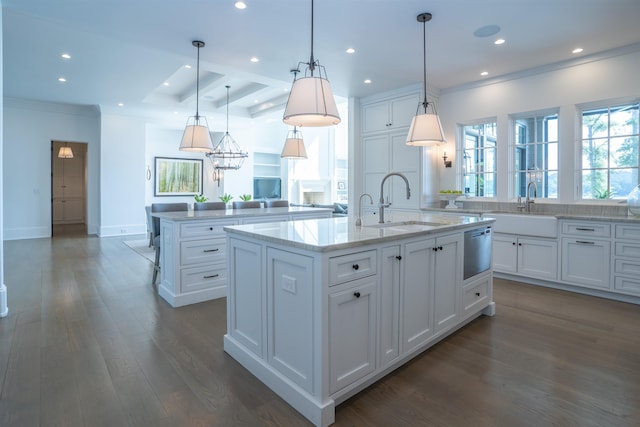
left=485, top=213, right=558, bottom=238
left=365, top=220, right=448, bottom=229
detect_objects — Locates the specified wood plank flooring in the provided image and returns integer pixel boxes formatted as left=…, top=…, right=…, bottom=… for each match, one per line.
left=1, top=230, right=639, bottom=426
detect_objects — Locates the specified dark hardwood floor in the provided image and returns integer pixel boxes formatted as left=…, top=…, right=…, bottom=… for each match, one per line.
left=1, top=231, right=639, bottom=426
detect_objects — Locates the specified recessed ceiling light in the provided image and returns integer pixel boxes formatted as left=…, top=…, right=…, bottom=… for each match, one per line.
left=480, top=71, right=489, bottom=76
left=57, top=77, right=67, bottom=82
left=118, top=103, right=124, bottom=107
left=163, top=82, right=170, bottom=86
left=250, top=57, right=259, bottom=63
left=572, top=47, right=584, bottom=54
left=494, top=38, right=505, bottom=45
left=473, top=25, right=501, bottom=38
left=346, top=48, right=355, bottom=54
left=61, top=53, right=71, bottom=59
left=364, top=79, right=372, bottom=84
left=235, top=1, right=247, bottom=9
left=184, top=64, right=192, bottom=69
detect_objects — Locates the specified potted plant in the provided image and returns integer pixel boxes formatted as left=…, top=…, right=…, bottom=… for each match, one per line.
left=239, top=194, right=252, bottom=201
left=194, top=194, right=208, bottom=202
left=219, top=193, right=233, bottom=207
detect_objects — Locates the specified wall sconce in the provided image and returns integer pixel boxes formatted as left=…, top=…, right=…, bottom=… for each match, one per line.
left=213, top=168, right=224, bottom=187
left=443, top=151, right=452, bottom=168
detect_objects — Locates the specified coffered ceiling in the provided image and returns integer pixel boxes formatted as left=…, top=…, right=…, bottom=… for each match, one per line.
left=3, top=0, right=640, bottom=127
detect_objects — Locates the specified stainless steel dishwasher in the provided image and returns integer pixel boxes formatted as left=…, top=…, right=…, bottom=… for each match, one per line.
left=463, top=226, right=492, bottom=280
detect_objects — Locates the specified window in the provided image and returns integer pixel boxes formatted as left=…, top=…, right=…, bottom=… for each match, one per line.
left=581, top=103, right=639, bottom=200
left=512, top=112, right=559, bottom=199
left=460, top=121, right=497, bottom=197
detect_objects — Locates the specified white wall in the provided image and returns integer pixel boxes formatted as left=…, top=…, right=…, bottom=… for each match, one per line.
left=3, top=99, right=100, bottom=239
left=437, top=46, right=640, bottom=203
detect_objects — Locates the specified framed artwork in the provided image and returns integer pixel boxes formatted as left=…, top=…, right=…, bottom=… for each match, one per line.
left=154, top=157, right=203, bottom=196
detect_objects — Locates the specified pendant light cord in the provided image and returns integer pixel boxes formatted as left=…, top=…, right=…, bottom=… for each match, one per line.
left=422, top=18, right=428, bottom=113
left=309, top=0, right=315, bottom=74
left=225, top=85, right=230, bottom=134
left=195, top=42, right=201, bottom=120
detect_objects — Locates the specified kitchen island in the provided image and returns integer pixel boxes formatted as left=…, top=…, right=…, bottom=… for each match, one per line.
left=152, top=206, right=333, bottom=307
left=223, top=213, right=496, bottom=426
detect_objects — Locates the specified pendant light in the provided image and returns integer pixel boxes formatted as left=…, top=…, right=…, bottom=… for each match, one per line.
left=179, top=40, right=214, bottom=152
left=207, top=85, right=248, bottom=170
left=283, top=0, right=340, bottom=127
left=406, top=12, right=446, bottom=146
left=281, top=127, right=307, bottom=159
left=58, top=143, right=74, bottom=158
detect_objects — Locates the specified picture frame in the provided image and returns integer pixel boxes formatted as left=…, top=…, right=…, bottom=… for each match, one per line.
left=154, top=157, right=203, bottom=196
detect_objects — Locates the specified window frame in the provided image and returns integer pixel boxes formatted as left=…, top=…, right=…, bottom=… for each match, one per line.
left=457, top=119, right=498, bottom=199
left=578, top=100, right=639, bottom=201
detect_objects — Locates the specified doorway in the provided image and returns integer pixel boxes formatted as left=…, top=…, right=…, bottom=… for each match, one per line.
left=51, top=141, right=88, bottom=236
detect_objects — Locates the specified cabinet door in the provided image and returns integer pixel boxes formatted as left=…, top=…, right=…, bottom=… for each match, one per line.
left=329, top=277, right=377, bottom=394
left=267, top=248, right=314, bottom=392
left=561, top=238, right=611, bottom=290
left=362, top=100, right=390, bottom=133
left=492, top=234, right=517, bottom=273
left=228, top=238, right=264, bottom=358
left=517, top=237, right=558, bottom=280
left=379, top=245, right=401, bottom=367
left=433, top=234, right=462, bottom=333
left=402, top=238, right=434, bottom=353
left=389, top=133, right=420, bottom=210
left=389, top=93, right=420, bottom=129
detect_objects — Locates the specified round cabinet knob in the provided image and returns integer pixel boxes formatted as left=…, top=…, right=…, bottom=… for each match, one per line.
left=475, top=292, right=481, bottom=297
left=518, top=243, right=523, bottom=246
left=512, top=242, right=516, bottom=245
left=352, top=264, right=359, bottom=270
left=209, top=227, right=214, bottom=231
left=438, top=246, right=443, bottom=251
left=354, top=291, right=361, bottom=298
left=396, top=255, right=402, bottom=260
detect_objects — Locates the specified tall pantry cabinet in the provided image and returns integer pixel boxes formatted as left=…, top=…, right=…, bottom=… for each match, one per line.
left=360, top=89, right=423, bottom=213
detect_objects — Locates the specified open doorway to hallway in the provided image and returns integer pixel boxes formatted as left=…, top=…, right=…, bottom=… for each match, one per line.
left=51, top=141, right=88, bottom=237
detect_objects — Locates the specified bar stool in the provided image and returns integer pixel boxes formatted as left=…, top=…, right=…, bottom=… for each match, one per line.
left=193, top=202, right=226, bottom=211
left=264, top=200, right=289, bottom=208
left=232, top=201, right=261, bottom=209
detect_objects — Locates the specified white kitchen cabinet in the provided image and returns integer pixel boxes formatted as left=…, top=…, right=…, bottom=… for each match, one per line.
left=612, top=223, right=640, bottom=296
left=493, top=233, right=558, bottom=280
left=560, top=221, right=611, bottom=290
left=156, top=208, right=332, bottom=307
left=402, top=238, right=434, bottom=353
left=361, top=92, right=419, bottom=134
left=328, top=276, right=377, bottom=394
left=378, top=245, right=401, bottom=368
left=432, top=233, right=463, bottom=333
left=362, top=131, right=421, bottom=211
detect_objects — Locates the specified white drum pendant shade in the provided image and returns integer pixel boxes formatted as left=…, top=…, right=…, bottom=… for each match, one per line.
left=283, top=76, right=341, bottom=127
left=58, top=146, right=74, bottom=158
left=281, top=128, right=307, bottom=159
left=179, top=118, right=214, bottom=152
left=406, top=113, right=446, bottom=146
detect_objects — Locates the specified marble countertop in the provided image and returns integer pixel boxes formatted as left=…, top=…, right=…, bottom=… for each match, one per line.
left=151, top=206, right=333, bottom=221
left=223, top=212, right=494, bottom=252
left=423, top=208, right=640, bottom=223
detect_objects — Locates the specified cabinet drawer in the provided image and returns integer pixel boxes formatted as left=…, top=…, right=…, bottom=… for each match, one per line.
left=462, top=275, right=490, bottom=314
left=614, top=258, right=640, bottom=276
left=615, top=223, right=640, bottom=241
left=329, top=250, right=377, bottom=286
left=180, top=263, right=227, bottom=294
left=561, top=222, right=610, bottom=238
left=180, top=238, right=226, bottom=265
left=180, top=220, right=238, bottom=239
left=614, top=241, right=640, bottom=258
left=614, top=276, right=640, bottom=296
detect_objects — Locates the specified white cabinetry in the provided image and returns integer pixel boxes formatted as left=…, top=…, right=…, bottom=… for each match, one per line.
left=361, top=93, right=419, bottom=134
left=378, top=245, right=401, bottom=368
left=612, top=223, right=640, bottom=296
left=493, top=234, right=558, bottom=280
left=328, top=277, right=377, bottom=394
left=157, top=209, right=332, bottom=307
left=361, top=91, right=422, bottom=213
left=561, top=221, right=611, bottom=290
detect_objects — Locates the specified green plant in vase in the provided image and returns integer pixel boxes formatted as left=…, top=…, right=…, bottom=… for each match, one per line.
left=239, top=194, right=252, bottom=201
left=219, top=194, right=233, bottom=204
left=194, top=194, right=208, bottom=202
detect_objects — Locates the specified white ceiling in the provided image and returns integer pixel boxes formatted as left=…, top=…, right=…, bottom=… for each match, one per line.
left=4, top=0, right=640, bottom=128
